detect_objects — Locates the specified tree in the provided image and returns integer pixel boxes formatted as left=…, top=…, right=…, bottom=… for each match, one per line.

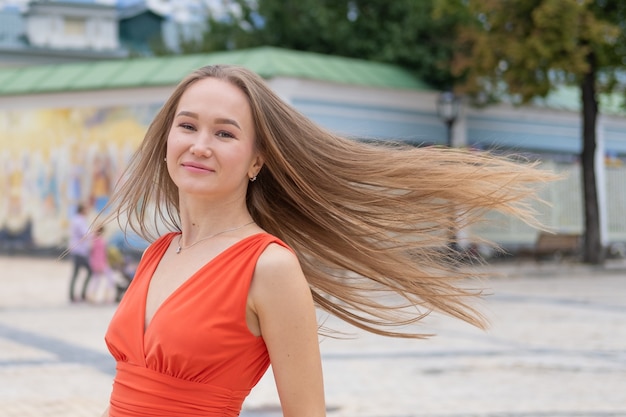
left=164, top=0, right=466, bottom=90
left=437, top=0, right=626, bottom=265
left=257, top=0, right=472, bottom=89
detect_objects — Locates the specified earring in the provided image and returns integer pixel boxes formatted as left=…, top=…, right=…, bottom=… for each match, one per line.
left=164, top=157, right=167, bottom=162
left=249, top=175, right=257, bottom=182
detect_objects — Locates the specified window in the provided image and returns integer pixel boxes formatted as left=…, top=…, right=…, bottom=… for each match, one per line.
left=64, top=17, right=86, bottom=35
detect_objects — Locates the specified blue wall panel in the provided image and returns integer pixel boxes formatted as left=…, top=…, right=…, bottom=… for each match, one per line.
left=468, top=115, right=581, bottom=154
left=292, top=98, right=446, bottom=145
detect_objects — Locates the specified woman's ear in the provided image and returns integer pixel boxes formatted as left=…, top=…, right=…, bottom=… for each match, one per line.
left=249, top=154, right=264, bottom=179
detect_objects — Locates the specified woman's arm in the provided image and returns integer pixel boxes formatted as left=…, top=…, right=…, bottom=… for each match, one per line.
left=249, top=244, right=326, bottom=417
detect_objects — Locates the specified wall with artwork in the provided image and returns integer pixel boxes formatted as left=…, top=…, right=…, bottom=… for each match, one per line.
left=0, top=104, right=160, bottom=251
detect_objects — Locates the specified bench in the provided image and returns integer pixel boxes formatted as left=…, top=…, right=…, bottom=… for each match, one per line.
left=532, top=232, right=582, bottom=261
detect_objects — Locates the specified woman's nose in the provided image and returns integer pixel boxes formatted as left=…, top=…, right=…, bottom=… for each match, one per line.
left=189, top=135, right=213, bottom=157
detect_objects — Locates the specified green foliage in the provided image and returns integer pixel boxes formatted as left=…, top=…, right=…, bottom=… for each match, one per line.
left=155, top=0, right=625, bottom=99
left=438, top=0, right=625, bottom=103
left=588, top=0, right=626, bottom=91
left=158, top=0, right=471, bottom=90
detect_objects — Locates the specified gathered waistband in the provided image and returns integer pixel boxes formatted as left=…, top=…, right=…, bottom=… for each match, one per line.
left=109, top=362, right=250, bottom=417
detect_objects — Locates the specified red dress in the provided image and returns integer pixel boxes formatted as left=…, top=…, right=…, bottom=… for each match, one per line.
left=105, top=232, right=288, bottom=416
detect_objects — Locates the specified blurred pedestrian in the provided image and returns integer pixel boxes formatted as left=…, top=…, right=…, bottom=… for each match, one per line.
left=87, top=225, right=115, bottom=303
left=68, top=203, right=92, bottom=302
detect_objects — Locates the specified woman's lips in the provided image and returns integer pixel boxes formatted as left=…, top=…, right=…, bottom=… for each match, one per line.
left=181, top=162, right=214, bottom=173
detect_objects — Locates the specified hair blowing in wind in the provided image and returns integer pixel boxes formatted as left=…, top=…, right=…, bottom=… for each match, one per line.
left=99, top=65, right=556, bottom=338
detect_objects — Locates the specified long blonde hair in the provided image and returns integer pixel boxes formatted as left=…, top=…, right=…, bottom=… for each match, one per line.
left=102, top=65, right=552, bottom=338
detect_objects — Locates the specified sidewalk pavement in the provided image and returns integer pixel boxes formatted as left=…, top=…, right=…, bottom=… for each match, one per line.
left=0, top=254, right=625, bottom=417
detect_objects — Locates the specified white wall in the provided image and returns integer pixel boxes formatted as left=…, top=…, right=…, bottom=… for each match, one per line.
left=1, top=77, right=626, bottom=249
left=25, top=5, right=118, bottom=50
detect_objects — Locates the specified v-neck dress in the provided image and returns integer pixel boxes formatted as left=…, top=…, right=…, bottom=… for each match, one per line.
left=104, top=232, right=289, bottom=417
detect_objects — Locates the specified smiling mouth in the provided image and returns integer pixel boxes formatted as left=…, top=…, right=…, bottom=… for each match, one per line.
left=182, top=163, right=213, bottom=172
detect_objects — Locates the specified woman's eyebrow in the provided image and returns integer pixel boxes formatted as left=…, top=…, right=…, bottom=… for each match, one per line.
left=215, top=118, right=241, bottom=129
left=176, top=110, right=199, bottom=119
left=176, top=111, right=240, bottom=129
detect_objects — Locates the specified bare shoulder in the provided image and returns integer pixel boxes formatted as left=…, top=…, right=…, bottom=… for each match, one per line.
left=253, top=242, right=305, bottom=286
left=247, top=243, right=313, bottom=337
left=249, top=242, right=310, bottom=310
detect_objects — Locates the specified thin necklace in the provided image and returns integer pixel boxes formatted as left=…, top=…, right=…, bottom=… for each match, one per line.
left=176, top=221, right=255, bottom=254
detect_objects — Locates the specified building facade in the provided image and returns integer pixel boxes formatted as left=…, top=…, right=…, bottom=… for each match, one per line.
left=0, top=47, right=625, bottom=254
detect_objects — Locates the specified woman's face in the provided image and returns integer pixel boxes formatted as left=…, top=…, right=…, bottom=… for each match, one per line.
left=166, top=77, right=263, bottom=200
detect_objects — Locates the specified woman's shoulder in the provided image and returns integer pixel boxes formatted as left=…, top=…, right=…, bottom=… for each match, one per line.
left=254, top=239, right=303, bottom=284
left=258, top=237, right=297, bottom=259
left=252, top=232, right=290, bottom=247
left=249, top=237, right=310, bottom=316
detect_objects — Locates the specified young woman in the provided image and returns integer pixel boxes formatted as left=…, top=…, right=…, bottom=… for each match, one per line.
left=98, top=65, right=552, bottom=417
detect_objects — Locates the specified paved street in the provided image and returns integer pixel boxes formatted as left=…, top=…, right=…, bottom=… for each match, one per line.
left=0, top=254, right=625, bottom=417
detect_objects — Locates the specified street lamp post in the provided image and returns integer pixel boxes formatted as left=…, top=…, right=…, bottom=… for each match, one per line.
left=436, top=91, right=460, bottom=147
left=436, top=91, right=461, bottom=253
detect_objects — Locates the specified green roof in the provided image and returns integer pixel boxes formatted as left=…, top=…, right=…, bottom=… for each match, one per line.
left=0, top=47, right=432, bottom=96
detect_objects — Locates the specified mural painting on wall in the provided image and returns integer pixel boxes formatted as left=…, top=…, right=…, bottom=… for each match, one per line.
left=0, top=104, right=160, bottom=251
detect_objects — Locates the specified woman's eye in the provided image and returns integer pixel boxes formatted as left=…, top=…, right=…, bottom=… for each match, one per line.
left=216, top=131, right=235, bottom=139
left=179, top=123, right=196, bottom=131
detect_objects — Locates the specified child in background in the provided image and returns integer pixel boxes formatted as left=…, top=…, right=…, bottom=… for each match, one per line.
left=88, top=226, right=115, bottom=303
